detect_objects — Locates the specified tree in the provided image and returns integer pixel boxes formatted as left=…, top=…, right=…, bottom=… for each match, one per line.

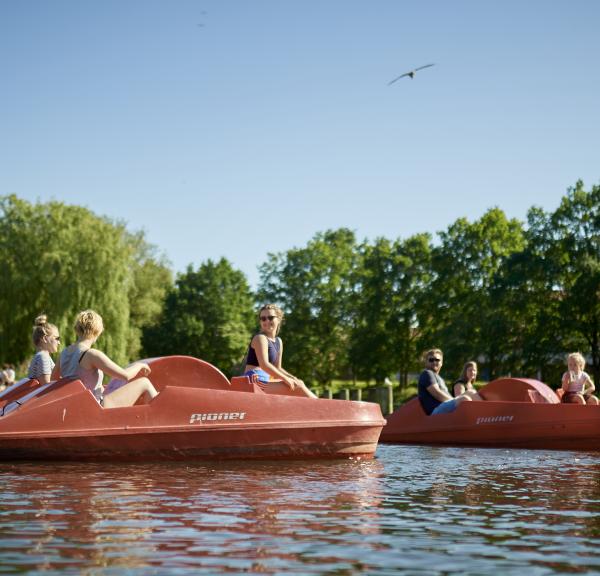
left=477, top=182, right=600, bottom=384
left=550, top=181, right=600, bottom=383
left=350, top=234, right=431, bottom=386
left=491, top=207, right=564, bottom=382
left=0, top=195, right=171, bottom=368
left=417, top=208, right=526, bottom=378
left=142, top=258, right=255, bottom=376
left=126, top=231, right=173, bottom=360
left=0, top=196, right=132, bottom=365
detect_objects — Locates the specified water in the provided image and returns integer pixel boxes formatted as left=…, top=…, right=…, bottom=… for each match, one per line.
left=0, top=445, right=599, bottom=575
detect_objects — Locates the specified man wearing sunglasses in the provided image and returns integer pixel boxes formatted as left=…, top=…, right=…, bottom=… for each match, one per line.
left=418, top=349, right=472, bottom=415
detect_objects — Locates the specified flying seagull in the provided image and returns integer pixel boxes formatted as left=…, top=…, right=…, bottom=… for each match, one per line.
left=388, top=63, right=435, bottom=85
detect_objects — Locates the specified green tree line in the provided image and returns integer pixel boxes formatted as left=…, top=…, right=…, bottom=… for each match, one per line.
left=1, top=181, right=598, bottom=389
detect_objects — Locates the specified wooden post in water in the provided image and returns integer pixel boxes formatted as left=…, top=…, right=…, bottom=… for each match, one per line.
left=384, top=381, right=393, bottom=415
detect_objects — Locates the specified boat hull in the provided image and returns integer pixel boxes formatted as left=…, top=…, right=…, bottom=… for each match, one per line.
left=0, top=357, right=384, bottom=461
left=381, top=377, right=600, bottom=452
left=0, top=424, right=380, bottom=462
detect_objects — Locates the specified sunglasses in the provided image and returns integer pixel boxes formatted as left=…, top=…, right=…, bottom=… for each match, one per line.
left=260, top=315, right=277, bottom=322
left=428, top=357, right=441, bottom=363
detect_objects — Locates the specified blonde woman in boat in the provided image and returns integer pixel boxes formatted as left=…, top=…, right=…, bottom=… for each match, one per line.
left=561, top=352, right=598, bottom=405
left=58, top=309, right=158, bottom=408
left=453, top=361, right=483, bottom=400
left=27, top=314, right=61, bottom=384
left=243, top=304, right=317, bottom=398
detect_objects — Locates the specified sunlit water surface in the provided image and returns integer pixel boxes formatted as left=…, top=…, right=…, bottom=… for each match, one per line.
left=0, top=445, right=599, bottom=575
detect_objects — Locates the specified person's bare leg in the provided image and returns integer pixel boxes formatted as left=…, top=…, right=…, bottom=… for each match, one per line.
left=103, top=377, right=158, bottom=408
left=261, top=380, right=318, bottom=398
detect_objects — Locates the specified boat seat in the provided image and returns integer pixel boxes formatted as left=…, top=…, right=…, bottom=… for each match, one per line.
left=230, top=375, right=266, bottom=393
left=0, top=378, right=41, bottom=411
left=479, top=377, right=560, bottom=403
left=1, top=377, right=83, bottom=416
left=229, top=375, right=305, bottom=397
left=106, top=355, right=231, bottom=394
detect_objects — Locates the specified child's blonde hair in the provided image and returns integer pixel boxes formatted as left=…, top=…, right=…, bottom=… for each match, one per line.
left=567, top=352, right=586, bottom=370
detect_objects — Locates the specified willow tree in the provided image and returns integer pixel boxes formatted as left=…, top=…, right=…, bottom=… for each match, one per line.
left=0, top=195, right=170, bottom=366
left=126, top=231, right=173, bottom=360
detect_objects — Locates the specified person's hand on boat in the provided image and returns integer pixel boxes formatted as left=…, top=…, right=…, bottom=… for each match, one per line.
left=132, top=362, right=151, bottom=378
left=289, top=377, right=306, bottom=391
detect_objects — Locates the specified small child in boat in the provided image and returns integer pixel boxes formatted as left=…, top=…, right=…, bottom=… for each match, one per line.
left=27, top=315, right=61, bottom=384
left=561, top=352, right=598, bottom=405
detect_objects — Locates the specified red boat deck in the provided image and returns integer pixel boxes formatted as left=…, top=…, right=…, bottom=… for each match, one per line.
left=0, top=356, right=385, bottom=461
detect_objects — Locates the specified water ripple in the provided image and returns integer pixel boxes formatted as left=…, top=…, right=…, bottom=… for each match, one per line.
left=0, top=445, right=599, bottom=574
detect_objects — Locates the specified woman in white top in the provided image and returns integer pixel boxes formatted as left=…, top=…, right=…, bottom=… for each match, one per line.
left=561, top=352, right=598, bottom=405
left=59, top=309, right=158, bottom=408
left=27, top=315, right=61, bottom=384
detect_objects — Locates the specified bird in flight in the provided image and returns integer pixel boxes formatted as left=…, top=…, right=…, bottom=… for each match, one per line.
left=388, top=63, right=435, bottom=85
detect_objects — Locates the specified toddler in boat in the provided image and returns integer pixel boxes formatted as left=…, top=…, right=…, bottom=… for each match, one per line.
left=561, top=352, right=598, bottom=404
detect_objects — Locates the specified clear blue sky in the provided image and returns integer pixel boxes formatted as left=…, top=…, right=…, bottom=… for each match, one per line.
left=2, top=0, right=599, bottom=287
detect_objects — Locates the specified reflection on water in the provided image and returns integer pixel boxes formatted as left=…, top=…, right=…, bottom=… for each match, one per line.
left=0, top=446, right=599, bottom=574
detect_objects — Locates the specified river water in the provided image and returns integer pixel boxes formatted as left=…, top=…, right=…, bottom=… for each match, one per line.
left=0, top=444, right=599, bottom=575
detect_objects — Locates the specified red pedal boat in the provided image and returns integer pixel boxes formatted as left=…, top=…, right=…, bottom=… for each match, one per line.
left=381, top=377, right=600, bottom=451
left=0, top=356, right=384, bottom=461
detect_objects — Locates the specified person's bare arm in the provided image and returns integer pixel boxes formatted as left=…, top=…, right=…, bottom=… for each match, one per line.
left=453, top=383, right=465, bottom=397
left=427, top=382, right=453, bottom=402
left=82, top=350, right=150, bottom=381
left=253, top=335, right=296, bottom=388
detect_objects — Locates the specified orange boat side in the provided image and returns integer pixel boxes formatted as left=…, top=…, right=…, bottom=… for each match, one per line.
left=0, top=356, right=385, bottom=461
left=381, top=377, right=600, bottom=451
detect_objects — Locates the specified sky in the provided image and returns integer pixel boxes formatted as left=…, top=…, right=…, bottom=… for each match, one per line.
left=1, top=0, right=599, bottom=287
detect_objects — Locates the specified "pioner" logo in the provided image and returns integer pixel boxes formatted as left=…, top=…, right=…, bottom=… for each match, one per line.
left=189, top=412, right=246, bottom=424
left=475, top=415, right=514, bottom=425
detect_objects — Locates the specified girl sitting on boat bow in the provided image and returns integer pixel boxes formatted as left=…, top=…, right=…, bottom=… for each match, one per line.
left=243, top=304, right=317, bottom=398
